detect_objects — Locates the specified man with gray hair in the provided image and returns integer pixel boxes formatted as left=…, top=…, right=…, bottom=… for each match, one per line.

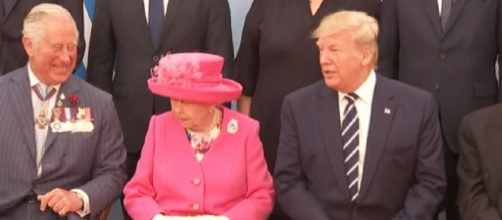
left=274, top=11, right=445, bottom=219
left=0, top=3, right=126, bottom=219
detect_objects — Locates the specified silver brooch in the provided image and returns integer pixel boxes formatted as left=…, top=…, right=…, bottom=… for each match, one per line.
left=227, top=118, right=238, bottom=134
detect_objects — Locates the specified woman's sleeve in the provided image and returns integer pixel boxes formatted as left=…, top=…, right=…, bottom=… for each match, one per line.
left=123, top=116, right=165, bottom=220
left=223, top=120, right=274, bottom=220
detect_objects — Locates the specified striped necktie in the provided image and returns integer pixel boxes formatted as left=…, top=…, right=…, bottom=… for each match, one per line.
left=341, top=93, right=360, bottom=202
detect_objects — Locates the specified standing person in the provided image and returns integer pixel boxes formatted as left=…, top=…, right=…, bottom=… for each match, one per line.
left=0, top=4, right=126, bottom=219
left=233, top=0, right=379, bottom=218
left=274, top=11, right=445, bottom=219
left=378, top=0, right=502, bottom=218
left=123, top=52, right=274, bottom=220
left=457, top=104, right=502, bottom=220
left=86, top=0, right=234, bottom=218
left=0, top=0, right=84, bottom=75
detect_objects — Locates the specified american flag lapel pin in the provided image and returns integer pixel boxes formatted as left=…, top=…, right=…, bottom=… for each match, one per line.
left=384, top=107, right=391, bottom=115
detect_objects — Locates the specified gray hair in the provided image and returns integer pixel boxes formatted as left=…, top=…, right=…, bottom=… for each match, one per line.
left=313, top=10, right=379, bottom=63
left=23, top=3, right=79, bottom=44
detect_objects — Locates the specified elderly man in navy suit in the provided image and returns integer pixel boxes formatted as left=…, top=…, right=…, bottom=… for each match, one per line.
left=274, top=11, right=445, bottom=220
left=0, top=4, right=126, bottom=219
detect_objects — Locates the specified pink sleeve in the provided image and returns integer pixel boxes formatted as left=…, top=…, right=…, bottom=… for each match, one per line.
left=123, top=116, right=165, bottom=220
left=224, top=121, right=274, bottom=220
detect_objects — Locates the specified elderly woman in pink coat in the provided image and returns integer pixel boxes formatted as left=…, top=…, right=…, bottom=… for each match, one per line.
left=123, top=52, right=274, bottom=220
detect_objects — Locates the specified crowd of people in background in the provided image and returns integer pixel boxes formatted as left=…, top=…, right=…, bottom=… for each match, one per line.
left=0, top=0, right=501, bottom=219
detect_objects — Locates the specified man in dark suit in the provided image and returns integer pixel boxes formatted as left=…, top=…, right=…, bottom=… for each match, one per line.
left=0, top=4, right=126, bottom=219
left=274, top=11, right=446, bottom=220
left=0, top=0, right=85, bottom=75
left=457, top=104, right=502, bottom=219
left=378, top=0, right=502, bottom=218
left=86, top=0, right=233, bottom=218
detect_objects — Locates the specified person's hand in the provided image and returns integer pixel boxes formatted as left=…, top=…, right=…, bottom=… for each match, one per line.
left=37, top=188, right=84, bottom=216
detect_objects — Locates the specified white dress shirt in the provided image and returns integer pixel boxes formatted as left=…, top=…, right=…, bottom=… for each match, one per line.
left=338, top=70, right=376, bottom=190
left=144, top=0, right=170, bottom=23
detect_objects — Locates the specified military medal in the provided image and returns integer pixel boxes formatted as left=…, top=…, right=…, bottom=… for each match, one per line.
left=35, top=109, right=49, bottom=129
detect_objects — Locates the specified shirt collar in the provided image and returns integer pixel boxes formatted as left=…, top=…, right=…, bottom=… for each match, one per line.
left=338, top=70, right=376, bottom=105
left=27, top=64, right=61, bottom=91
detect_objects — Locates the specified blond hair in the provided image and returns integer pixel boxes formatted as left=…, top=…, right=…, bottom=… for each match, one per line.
left=23, top=3, right=79, bottom=44
left=313, top=11, right=379, bottom=64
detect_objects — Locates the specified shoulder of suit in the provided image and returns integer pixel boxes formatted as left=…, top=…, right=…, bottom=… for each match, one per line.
left=70, top=76, right=113, bottom=100
left=462, top=104, right=502, bottom=126
left=284, top=80, right=325, bottom=102
left=377, top=75, right=433, bottom=100
left=224, top=108, right=259, bottom=126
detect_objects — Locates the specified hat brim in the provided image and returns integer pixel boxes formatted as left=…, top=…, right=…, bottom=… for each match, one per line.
left=148, top=78, right=243, bottom=104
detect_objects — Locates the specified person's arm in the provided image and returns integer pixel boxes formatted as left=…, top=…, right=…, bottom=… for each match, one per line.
left=222, top=120, right=274, bottom=220
left=377, top=0, right=399, bottom=78
left=392, top=94, right=446, bottom=220
left=273, top=97, right=330, bottom=220
left=457, top=115, right=502, bottom=220
left=497, top=0, right=502, bottom=103
left=123, top=116, right=167, bottom=220
left=86, top=0, right=116, bottom=93
left=205, top=0, right=234, bottom=78
left=233, top=0, right=264, bottom=113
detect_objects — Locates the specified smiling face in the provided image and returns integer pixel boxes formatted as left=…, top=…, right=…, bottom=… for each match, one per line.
left=23, top=17, right=77, bottom=85
left=316, top=31, right=372, bottom=93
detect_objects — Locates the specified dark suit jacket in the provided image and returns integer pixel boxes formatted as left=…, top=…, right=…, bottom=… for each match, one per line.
left=274, top=75, right=446, bottom=220
left=0, top=66, right=126, bottom=219
left=0, top=0, right=85, bottom=75
left=86, top=0, right=234, bottom=155
left=457, top=104, right=502, bottom=220
left=378, top=0, right=502, bottom=152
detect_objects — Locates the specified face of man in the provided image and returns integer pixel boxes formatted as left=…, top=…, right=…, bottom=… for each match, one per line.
left=317, top=31, right=371, bottom=93
left=23, top=18, right=77, bottom=85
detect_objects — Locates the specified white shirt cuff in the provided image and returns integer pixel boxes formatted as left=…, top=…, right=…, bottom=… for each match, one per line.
left=70, top=189, right=90, bottom=217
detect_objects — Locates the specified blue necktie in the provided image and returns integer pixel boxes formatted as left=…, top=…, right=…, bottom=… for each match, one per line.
left=341, top=93, right=360, bottom=202
left=149, top=0, right=164, bottom=48
left=441, top=0, right=452, bottom=30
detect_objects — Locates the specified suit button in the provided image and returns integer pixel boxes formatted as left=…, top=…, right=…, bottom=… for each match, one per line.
left=192, top=203, right=200, bottom=211
left=439, top=54, right=447, bottom=60
left=484, top=173, right=491, bottom=180
left=434, top=84, right=440, bottom=91
left=153, top=56, right=159, bottom=62
left=192, top=178, right=201, bottom=186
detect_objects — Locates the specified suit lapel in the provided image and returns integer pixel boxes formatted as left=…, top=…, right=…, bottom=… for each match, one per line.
left=157, top=0, right=182, bottom=52
left=44, top=77, right=81, bottom=152
left=424, top=0, right=443, bottom=37
left=443, top=0, right=468, bottom=35
left=3, top=0, right=17, bottom=18
left=358, top=76, right=396, bottom=201
left=319, top=85, right=351, bottom=199
left=7, top=67, right=37, bottom=161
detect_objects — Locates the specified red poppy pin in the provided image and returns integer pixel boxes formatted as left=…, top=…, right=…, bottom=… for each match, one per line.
left=67, top=94, right=79, bottom=106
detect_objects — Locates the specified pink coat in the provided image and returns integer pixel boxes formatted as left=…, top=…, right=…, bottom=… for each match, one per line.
left=124, top=108, right=274, bottom=220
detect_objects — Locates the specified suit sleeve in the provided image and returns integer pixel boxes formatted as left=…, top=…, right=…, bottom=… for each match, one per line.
left=392, top=94, right=446, bottom=220
left=123, top=116, right=166, bottom=220
left=233, top=0, right=263, bottom=96
left=273, top=97, right=331, bottom=220
left=78, top=96, right=127, bottom=215
left=58, top=0, right=85, bottom=68
left=457, top=116, right=502, bottom=220
left=223, top=121, right=274, bottom=220
left=497, top=0, right=502, bottom=102
left=377, top=0, right=399, bottom=79
left=86, top=0, right=116, bottom=93
left=205, top=0, right=234, bottom=78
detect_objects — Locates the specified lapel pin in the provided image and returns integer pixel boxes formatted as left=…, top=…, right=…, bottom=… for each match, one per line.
left=384, top=108, right=391, bottom=115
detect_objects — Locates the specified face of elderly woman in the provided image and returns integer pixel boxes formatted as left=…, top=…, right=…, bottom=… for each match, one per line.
left=170, top=99, right=215, bottom=131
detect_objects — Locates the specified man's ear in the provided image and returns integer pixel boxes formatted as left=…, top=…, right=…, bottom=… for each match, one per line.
left=360, top=46, right=375, bottom=66
left=22, top=36, right=34, bottom=57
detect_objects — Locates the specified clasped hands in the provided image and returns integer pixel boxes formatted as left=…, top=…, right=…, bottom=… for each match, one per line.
left=37, top=188, right=83, bottom=217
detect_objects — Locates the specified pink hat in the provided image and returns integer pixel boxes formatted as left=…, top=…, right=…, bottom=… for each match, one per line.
left=148, top=52, right=242, bottom=104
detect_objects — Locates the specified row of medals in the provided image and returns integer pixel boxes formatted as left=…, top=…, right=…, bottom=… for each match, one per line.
left=35, top=96, right=94, bottom=133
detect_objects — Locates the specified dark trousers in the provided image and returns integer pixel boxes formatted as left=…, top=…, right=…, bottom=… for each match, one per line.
left=442, top=142, right=460, bottom=220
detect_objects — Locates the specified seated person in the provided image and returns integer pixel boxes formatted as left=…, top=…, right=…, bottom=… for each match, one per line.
left=123, top=52, right=274, bottom=220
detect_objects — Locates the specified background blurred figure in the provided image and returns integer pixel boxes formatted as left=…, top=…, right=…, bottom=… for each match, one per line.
left=275, top=11, right=445, bottom=220
left=457, top=104, right=502, bottom=220
left=378, top=0, right=502, bottom=218
left=124, top=52, right=273, bottom=220
left=233, top=1, right=380, bottom=218
left=86, top=0, right=234, bottom=219
left=0, top=0, right=84, bottom=75
left=0, top=4, right=125, bottom=219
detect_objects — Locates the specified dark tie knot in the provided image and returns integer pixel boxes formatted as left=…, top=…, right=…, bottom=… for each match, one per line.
left=345, top=93, right=358, bottom=104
